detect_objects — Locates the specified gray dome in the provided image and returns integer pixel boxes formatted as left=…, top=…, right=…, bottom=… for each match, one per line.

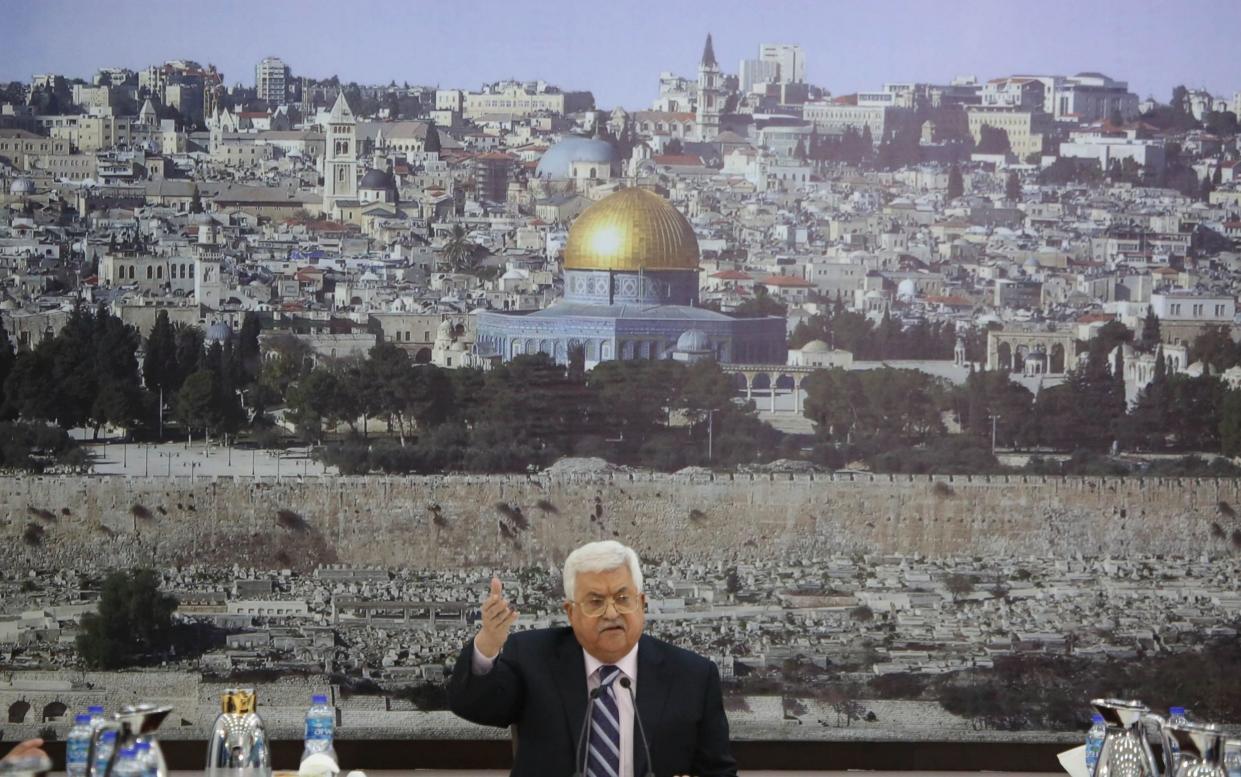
left=535, top=137, right=618, bottom=179
left=9, top=178, right=34, bottom=195
left=675, top=329, right=711, bottom=353
left=359, top=168, right=396, bottom=191
left=205, top=321, right=233, bottom=343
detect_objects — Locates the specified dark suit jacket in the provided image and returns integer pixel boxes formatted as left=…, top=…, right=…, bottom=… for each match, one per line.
left=447, top=626, right=737, bottom=777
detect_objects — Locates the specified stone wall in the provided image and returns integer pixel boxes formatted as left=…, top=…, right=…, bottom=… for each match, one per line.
left=3, top=472, right=1239, bottom=570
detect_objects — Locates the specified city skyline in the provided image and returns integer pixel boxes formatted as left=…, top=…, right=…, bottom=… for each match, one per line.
left=3, top=0, right=1240, bottom=109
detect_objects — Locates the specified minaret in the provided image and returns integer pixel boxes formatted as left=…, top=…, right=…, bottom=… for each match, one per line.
left=323, top=91, right=358, bottom=212
left=696, top=33, right=722, bottom=141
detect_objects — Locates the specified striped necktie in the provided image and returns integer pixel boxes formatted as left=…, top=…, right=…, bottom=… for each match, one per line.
left=587, top=665, right=622, bottom=777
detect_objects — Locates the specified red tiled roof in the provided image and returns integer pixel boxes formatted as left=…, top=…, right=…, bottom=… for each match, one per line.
left=758, top=274, right=814, bottom=287
left=926, top=295, right=972, bottom=306
left=653, top=154, right=704, bottom=166
left=710, top=270, right=753, bottom=280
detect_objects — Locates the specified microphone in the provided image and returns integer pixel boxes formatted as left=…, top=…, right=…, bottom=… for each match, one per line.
left=619, top=677, right=655, bottom=777
left=573, top=686, right=605, bottom=777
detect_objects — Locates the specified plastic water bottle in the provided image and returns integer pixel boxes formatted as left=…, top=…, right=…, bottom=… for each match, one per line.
left=111, top=746, right=141, bottom=777
left=93, top=730, right=118, bottom=777
left=1085, top=712, right=1107, bottom=777
left=66, top=714, right=94, bottom=777
left=1225, top=741, right=1241, bottom=777
left=301, top=694, right=337, bottom=764
left=1167, top=707, right=1190, bottom=770
left=133, top=741, right=159, bottom=777
left=87, top=705, right=107, bottom=728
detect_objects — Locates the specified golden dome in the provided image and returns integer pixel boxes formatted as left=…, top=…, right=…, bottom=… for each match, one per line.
left=563, top=188, right=699, bottom=272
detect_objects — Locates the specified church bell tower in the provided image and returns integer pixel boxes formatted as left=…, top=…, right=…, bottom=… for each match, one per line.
left=323, top=91, right=358, bottom=212
left=696, top=33, right=722, bottom=141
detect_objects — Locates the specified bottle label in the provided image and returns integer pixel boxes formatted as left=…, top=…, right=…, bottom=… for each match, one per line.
left=306, top=716, right=334, bottom=740
left=67, top=738, right=91, bottom=765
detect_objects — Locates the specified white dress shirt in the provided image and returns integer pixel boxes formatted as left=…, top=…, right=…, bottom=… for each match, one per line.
left=472, top=637, right=640, bottom=777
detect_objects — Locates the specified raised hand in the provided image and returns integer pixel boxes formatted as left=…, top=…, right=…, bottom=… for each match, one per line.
left=475, top=576, right=519, bottom=658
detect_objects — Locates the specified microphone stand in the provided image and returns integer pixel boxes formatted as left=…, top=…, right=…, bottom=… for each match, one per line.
left=573, top=686, right=604, bottom=777
left=619, top=677, right=655, bottom=777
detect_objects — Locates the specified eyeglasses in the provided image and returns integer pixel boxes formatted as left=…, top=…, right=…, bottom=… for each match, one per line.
left=574, top=592, right=641, bottom=618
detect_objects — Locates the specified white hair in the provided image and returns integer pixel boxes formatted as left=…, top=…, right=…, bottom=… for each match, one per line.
left=563, top=540, right=643, bottom=602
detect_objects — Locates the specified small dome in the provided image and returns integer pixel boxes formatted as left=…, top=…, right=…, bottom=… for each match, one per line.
left=359, top=168, right=396, bottom=191
left=897, top=278, right=917, bottom=300
left=675, top=329, right=711, bottom=352
left=801, top=339, right=830, bottom=353
left=205, top=321, right=233, bottom=343
left=9, top=178, right=34, bottom=195
left=1024, top=256, right=1041, bottom=268
left=535, top=137, right=619, bottom=179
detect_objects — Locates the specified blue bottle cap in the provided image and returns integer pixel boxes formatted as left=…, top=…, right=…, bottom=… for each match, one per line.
left=88, top=705, right=105, bottom=714
left=1092, top=713, right=1104, bottom=723
left=312, top=694, right=328, bottom=704
left=119, top=746, right=136, bottom=758
left=135, top=742, right=151, bottom=752
left=1170, top=706, right=1186, bottom=716
left=100, top=730, right=117, bottom=741
left=76, top=714, right=92, bottom=724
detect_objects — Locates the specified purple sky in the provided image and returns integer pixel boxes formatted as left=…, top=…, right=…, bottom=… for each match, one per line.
left=3, top=0, right=1239, bottom=109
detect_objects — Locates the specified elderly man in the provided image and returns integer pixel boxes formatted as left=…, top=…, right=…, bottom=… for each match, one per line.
left=448, top=540, right=736, bottom=777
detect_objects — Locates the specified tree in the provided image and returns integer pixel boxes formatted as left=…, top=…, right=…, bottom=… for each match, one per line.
left=731, top=284, right=787, bottom=317
left=441, top=224, right=478, bottom=273
left=237, top=312, right=262, bottom=384
left=419, top=120, right=442, bottom=154
left=1139, top=309, right=1161, bottom=352
left=976, top=125, right=1011, bottom=155
left=947, top=164, right=964, bottom=200
left=174, top=370, right=218, bottom=435
left=286, top=367, right=340, bottom=442
left=1220, top=390, right=1241, bottom=456
left=0, top=316, right=14, bottom=415
left=90, top=307, right=144, bottom=436
left=1123, top=346, right=1170, bottom=451
left=803, top=367, right=945, bottom=452
left=1005, top=171, right=1021, bottom=203
left=143, top=311, right=178, bottom=395
left=945, top=573, right=976, bottom=602
left=4, top=342, right=56, bottom=422
left=76, top=569, right=176, bottom=669
left=189, top=185, right=203, bottom=214
left=1166, top=375, right=1224, bottom=450
left=1190, top=325, right=1238, bottom=373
